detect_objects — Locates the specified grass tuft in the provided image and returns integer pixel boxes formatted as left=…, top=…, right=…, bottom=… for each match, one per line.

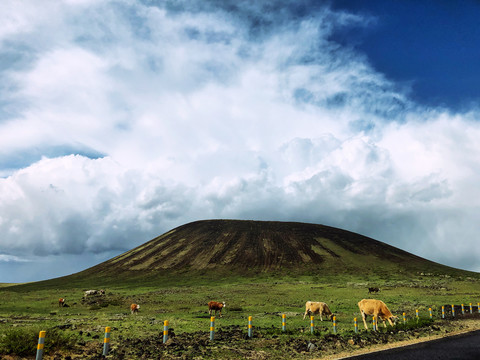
left=0, top=327, right=79, bottom=357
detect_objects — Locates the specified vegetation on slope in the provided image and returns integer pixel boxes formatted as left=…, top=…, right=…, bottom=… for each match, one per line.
left=1, top=220, right=479, bottom=358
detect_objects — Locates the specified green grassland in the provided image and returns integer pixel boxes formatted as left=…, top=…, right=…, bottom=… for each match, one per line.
left=2, top=220, right=480, bottom=358
left=1, top=271, right=480, bottom=359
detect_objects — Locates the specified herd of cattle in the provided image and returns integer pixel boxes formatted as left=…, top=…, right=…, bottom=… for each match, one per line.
left=57, top=288, right=396, bottom=330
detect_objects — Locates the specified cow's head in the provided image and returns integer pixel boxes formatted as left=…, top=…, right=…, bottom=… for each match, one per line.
left=389, top=315, right=398, bottom=326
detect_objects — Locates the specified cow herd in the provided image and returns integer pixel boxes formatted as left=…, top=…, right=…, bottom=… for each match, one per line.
left=58, top=287, right=397, bottom=330
left=302, top=298, right=396, bottom=329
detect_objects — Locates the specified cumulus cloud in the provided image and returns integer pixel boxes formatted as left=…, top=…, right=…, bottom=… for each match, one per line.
left=1, top=0, right=480, bottom=281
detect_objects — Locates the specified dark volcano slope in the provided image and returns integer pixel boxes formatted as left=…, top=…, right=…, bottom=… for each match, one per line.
left=78, top=220, right=463, bottom=279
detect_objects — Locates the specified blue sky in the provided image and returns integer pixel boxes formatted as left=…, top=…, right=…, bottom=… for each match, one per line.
left=331, top=0, right=480, bottom=109
left=1, top=0, right=480, bottom=282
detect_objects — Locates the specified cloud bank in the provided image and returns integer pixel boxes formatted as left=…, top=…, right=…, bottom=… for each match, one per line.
left=1, top=0, right=479, bottom=281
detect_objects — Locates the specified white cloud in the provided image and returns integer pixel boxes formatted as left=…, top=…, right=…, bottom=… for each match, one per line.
left=0, top=254, right=29, bottom=262
left=1, top=1, right=480, bottom=281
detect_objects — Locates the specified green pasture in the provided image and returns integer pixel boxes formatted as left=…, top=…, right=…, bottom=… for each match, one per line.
left=1, top=272, right=479, bottom=342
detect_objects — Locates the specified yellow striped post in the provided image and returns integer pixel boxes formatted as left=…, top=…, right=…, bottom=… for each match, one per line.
left=354, top=317, right=358, bottom=333
left=451, top=304, right=455, bottom=317
left=373, top=316, right=377, bottom=331
left=403, top=312, right=406, bottom=324
left=416, top=309, right=419, bottom=321
left=478, top=303, right=480, bottom=314
left=102, top=327, right=111, bottom=356
left=429, top=308, right=433, bottom=319
left=163, top=320, right=169, bottom=343
left=248, top=316, right=253, bottom=338
left=35, top=330, right=46, bottom=360
left=332, top=316, right=337, bottom=334
left=282, top=314, right=286, bottom=332
left=310, top=316, right=314, bottom=334
left=461, top=304, right=465, bottom=315
left=210, top=316, right=215, bottom=341
left=442, top=305, right=445, bottom=319
left=470, top=303, right=473, bottom=314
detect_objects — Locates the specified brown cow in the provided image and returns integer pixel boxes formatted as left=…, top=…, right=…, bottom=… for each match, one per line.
left=208, top=301, right=226, bottom=317
left=358, top=299, right=397, bottom=329
left=58, top=298, right=66, bottom=307
left=130, top=303, right=140, bottom=314
left=303, top=301, right=334, bottom=321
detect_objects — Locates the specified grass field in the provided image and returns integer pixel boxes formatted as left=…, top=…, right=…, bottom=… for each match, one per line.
left=1, top=271, right=480, bottom=359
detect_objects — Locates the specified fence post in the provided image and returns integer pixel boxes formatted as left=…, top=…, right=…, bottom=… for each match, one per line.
left=282, top=314, right=286, bottom=332
left=310, top=316, right=314, bottom=334
left=333, top=316, right=337, bottom=334
left=442, top=306, right=445, bottom=319
left=102, top=327, right=111, bottom=357
left=429, top=308, right=433, bottom=319
left=210, top=317, right=215, bottom=341
left=35, top=330, right=46, bottom=360
left=461, top=304, right=465, bottom=315
left=403, top=312, right=406, bottom=324
left=163, top=320, right=169, bottom=343
left=248, top=316, right=253, bottom=338
left=354, top=317, right=358, bottom=333
left=451, top=304, right=455, bottom=317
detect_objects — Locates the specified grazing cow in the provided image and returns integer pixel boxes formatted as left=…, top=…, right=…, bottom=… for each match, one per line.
left=208, top=301, right=226, bottom=317
left=130, top=303, right=140, bottom=314
left=58, top=298, right=66, bottom=307
left=358, top=299, right=397, bottom=329
left=84, top=289, right=106, bottom=298
left=368, top=287, right=380, bottom=294
left=303, top=301, right=334, bottom=321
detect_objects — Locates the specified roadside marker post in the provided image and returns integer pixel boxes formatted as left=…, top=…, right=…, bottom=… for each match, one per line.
left=35, top=330, right=46, bottom=360
left=163, top=320, right=169, bottom=343
left=403, top=312, right=406, bottom=324
left=248, top=316, right=253, bottom=338
left=354, top=317, right=358, bottom=333
left=461, top=304, right=465, bottom=315
left=442, top=306, right=445, bottom=319
left=333, top=316, right=337, bottom=334
left=210, top=317, right=215, bottom=341
left=282, top=314, right=286, bottom=332
left=102, top=327, right=111, bottom=357
left=416, top=309, right=419, bottom=321
left=451, top=304, right=455, bottom=318
left=478, top=303, right=480, bottom=314
left=310, top=316, right=314, bottom=334
left=372, top=316, right=377, bottom=331
left=470, top=303, right=473, bottom=314
left=429, top=308, right=433, bottom=319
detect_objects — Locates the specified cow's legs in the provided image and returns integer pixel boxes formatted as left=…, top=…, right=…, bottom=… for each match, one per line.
left=303, top=310, right=309, bottom=320
left=361, top=311, right=369, bottom=329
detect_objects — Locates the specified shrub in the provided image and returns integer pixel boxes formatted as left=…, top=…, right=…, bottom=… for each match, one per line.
left=0, top=327, right=78, bottom=357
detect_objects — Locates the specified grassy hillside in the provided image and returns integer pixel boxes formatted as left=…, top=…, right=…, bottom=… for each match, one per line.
left=13, top=219, right=476, bottom=291
left=1, top=220, right=480, bottom=358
